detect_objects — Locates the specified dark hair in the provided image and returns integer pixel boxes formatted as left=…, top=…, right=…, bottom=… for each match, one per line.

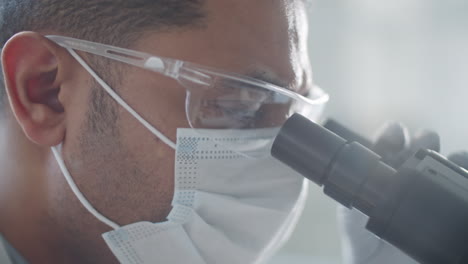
left=0, top=0, right=206, bottom=109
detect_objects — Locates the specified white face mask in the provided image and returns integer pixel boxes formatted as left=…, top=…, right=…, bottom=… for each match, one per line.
left=51, top=48, right=319, bottom=264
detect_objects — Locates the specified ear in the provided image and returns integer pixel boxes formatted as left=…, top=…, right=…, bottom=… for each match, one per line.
left=2, top=32, right=67, bottom=146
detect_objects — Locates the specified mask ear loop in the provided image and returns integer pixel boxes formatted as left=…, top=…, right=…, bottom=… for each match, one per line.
left=51, top=145, right=120, bottom=230
left=66, top=48, right=177, bottom=150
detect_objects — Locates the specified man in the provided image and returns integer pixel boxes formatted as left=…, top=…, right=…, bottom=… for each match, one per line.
left=0, top=0, right=325, bottom=263
left=6, top=1, right=465, bottom=264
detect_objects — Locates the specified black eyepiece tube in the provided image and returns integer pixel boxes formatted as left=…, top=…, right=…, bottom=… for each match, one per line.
left=270, top=114, right=347, bottom=186
left=271, top=113, right=395, bottom=212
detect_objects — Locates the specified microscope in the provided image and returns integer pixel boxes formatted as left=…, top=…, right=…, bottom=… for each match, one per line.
left=271, top=114, right=468, bottom=264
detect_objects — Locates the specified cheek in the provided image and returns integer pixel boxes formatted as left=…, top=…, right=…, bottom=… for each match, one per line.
left=108, top=86, right=177, bottom=224
left=118, top=95, right=176, bottom=189
left=63, top=74, right=179, bottom=226
left=105, top=70, right=188, bottom=221
left=117, top=112, right=176, bottom=223
left=69, top=105, right=176, bottom=225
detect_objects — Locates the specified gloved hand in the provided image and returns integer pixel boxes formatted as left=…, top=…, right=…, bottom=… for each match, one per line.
left=337, top=122, right=468, bottom=264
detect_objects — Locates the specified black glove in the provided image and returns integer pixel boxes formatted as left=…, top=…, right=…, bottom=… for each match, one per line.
left=372, top=122, right=440, bottom=168
left=447, top=152, right=468, bottom=169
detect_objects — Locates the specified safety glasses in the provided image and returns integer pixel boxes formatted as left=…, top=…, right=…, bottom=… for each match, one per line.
left=46, top=35, right=329, bottom=155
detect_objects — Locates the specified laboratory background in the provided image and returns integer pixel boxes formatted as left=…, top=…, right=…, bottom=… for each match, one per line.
left=270, top=0, right=468, bottom=263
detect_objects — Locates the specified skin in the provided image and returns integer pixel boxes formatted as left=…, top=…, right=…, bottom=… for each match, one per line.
left=0, top=0, right=314, bottom=263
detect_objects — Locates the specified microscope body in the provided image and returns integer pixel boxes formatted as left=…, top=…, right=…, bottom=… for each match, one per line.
left=271, top=114, right=468, bottom=264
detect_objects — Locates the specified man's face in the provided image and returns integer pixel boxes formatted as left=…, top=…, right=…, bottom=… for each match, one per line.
left=52, top=0, right=312, bottom=261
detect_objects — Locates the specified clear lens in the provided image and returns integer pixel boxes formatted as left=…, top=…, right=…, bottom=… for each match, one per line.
left=181, top=74, right=307, bottom=129
left=178, top=66, right=327, bottom=157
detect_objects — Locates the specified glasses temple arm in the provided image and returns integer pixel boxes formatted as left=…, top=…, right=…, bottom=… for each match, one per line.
left=45, top=35, right=183, bottom=77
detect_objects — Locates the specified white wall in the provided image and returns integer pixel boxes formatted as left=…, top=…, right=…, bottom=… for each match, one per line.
left=271, top=1, right=468, bottom=263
